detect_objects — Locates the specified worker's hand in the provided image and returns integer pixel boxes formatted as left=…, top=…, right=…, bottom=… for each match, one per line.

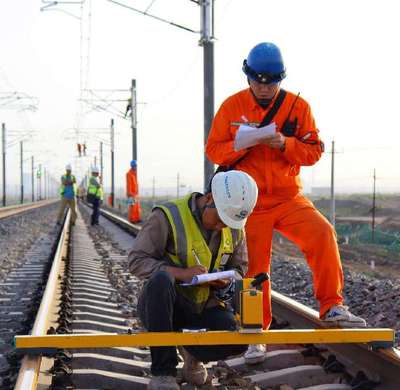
left=166, top=265, right=207, bottom=283
left=181, top=265, right=208, bottom=283
left=206, top=279, right=231, bottom=289
left=260, top=132, right=286, bottom=150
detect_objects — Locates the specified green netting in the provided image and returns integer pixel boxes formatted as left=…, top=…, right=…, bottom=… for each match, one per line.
left=336, top=223, right=400, bottom=251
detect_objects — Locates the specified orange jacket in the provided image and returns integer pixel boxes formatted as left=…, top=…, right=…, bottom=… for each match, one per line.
left=126, top=168, right=138, bottom=197
left=206, top=88, right=323, bottom=208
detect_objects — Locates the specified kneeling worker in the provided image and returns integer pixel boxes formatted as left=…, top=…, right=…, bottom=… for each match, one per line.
left=129, top=170, right=258, bottom=390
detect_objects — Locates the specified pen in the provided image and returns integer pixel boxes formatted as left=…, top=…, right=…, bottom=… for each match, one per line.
left=192, top=249, right=202, bottom=266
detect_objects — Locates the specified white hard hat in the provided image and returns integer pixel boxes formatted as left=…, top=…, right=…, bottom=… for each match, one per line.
left=65, top=164, right=72, bottom=170
left=211, top=170, right=258, bottom=229
left=91, top=166, right=99, bottom=173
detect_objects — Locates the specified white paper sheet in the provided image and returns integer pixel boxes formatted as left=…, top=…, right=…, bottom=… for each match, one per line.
left=234, top=122, right=277, bottom=151
left=180, top=270, right=240, bottom=286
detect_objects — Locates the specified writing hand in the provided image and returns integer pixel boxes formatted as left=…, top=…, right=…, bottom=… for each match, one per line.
left=167, top=265, right=207, bottom=283
left=260, top=132, right=286, bottom=150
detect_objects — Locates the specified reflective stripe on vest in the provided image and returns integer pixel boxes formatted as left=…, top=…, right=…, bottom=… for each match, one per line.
left=157, top=194, right=242, bottom=313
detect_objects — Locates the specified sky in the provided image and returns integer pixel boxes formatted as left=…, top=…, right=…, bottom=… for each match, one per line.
left=1, top=0, right=400, bottom=198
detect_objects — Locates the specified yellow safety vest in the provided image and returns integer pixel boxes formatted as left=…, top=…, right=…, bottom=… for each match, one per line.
left=59, top=175, right=77, bottom=197
left=88, top=176, right=103, bottom=200
left=157, top=194, right=243, bottom=313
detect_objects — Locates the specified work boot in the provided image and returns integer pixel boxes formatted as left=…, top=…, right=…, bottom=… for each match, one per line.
left=178, top=347, right=208, bottom=386
left=322, top=305, right=367, bottom=328
left=244, top=344, right=266, bottom=364
left=147, top=375, right=179, bottom=390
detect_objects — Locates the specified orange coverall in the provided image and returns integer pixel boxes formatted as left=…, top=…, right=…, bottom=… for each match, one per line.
left=126, top=168, right=141, bottom=223
left=206, top=88, right=344, bottom=328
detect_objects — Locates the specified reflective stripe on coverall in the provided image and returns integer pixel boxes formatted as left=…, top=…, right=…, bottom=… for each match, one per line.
left=206, top=88, right=343, bottom=328
left=157, top=194, right=242, bottom=314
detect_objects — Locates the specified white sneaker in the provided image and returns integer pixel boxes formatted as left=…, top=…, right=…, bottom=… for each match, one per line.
left=147, top=375, right=179, bottom=390
left=322, top=305, right=367, bottom=328
left=244, top=344, right=266, bottom=364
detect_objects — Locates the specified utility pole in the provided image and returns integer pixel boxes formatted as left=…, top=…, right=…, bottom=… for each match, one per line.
left=94, top=155, right=97, bottom=167
left=20, top=141, right=24, bottom=204
left=330, top=140, right=335, bottom=229
left=110, top=118, right=115, bottom=207
left=105, top=1, right=215, bottom=190
left=100, top=141, right=104, bottom=183
left=131, top=79, right=137, bottom=161
left=372, top=168, right=376, bottom=243
left=2, top=123, right=6, bottom=207
left=200, top=0, right=215, bottom=191
left=31, top=156, right=34, bottom=202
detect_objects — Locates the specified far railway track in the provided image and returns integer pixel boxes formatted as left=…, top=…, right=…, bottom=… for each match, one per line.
left=8, top=204, right=400, bottom=389
left=0, top=200, right=58, bottom=220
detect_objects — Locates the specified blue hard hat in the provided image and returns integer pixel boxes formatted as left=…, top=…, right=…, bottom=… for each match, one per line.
left=242, top=42, right=286, bottom=84
left=130, top=159, right=137, bottom=169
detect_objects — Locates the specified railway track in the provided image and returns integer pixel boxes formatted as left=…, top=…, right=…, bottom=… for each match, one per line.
left=4, top=203, right=400, bottom=389
left=0, top=200, right=58, bottom=220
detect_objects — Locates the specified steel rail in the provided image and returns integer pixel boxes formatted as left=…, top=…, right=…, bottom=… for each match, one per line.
left=98, top=206, right=141, bottom=234
left=0, top=199, right=58, bottom=220
left=272, top=291, right=400, bottom=390
left=14, top=211, right=71, bottom=390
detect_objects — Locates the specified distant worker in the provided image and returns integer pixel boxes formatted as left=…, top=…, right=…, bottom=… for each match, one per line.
left=56, top=164, right=77, bottom=226
left=87, top=166, right=103, bottom=226
left=77, top=143, right=82, bottom=157
left=206, top=42, right=366, bottom=364
left=129, top=171, right=258, bottom=390
left=126, top=159, right=141, bottom=223
left=83, top=142, right=87, bottom=156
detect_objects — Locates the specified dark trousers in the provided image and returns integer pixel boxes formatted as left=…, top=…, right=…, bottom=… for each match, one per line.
left=91, top=198, right=100, bottom=225
left=137, top=270, right=247, bottom=377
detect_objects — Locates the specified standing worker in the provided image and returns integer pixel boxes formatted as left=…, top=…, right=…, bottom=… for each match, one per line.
left=126, top=159, right=141, bottom=223
left=56, top=164, right=77, bottom=225
left=129, top=171, right=258, bottom=390
left=87, top=166, right=103, bottom=226
left=206, top=42, right=366, bottom=364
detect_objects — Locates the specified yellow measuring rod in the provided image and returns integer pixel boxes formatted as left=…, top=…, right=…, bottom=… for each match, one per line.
left=15, top=328, right=394, bottom=352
